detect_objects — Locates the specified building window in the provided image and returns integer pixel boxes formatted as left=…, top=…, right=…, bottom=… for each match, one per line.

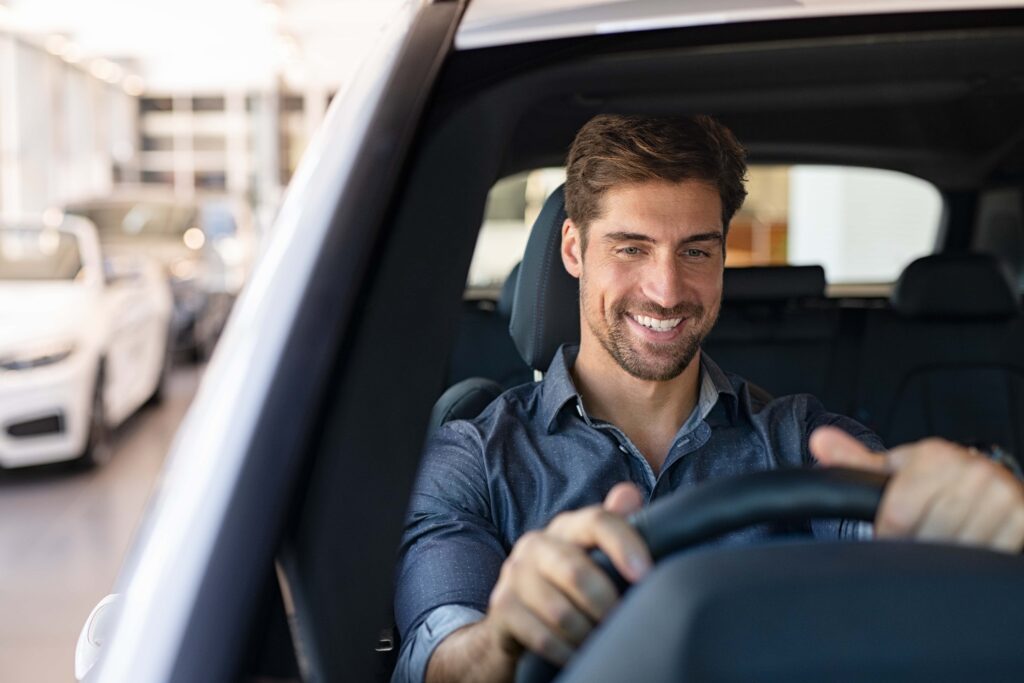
left=140, top=97, right=173, bottom=113
left=192, top=96, right=226, bottom=112
left=194, top=171, right=227, bottom=191
left=141, top=135, right=174, bottom=152
left=141, top=170, right=174, bottom=185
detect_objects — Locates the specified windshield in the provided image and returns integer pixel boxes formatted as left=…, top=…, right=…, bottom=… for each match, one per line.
left=66, top=203, right=196, bottom=239
left=0, top=228, right=83, bottom=281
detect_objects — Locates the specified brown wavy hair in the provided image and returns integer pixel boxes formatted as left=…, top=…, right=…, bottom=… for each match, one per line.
left=565, top=114, right=748, bottom=241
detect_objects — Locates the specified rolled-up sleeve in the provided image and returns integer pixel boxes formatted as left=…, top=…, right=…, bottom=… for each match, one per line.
left=392, top=605, right=485, bottom=683
left=392, top=420, right=508, bottom=682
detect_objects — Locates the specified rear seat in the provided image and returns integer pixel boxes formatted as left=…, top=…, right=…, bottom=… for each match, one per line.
left=852, top=253, right=1024, bottom=454
left=702, top=266, right=848, bottom=410
left=451, top=252, right=1024, bottom=455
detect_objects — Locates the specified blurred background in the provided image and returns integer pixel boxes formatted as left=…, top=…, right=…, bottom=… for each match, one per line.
left=0, top=1, right=400, bottom=681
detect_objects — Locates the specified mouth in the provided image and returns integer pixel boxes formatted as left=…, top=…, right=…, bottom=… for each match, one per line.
left=630, top=314, right=684, bottom=332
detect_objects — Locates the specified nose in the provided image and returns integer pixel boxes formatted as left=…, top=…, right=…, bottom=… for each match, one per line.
left=641, top=253, right=688, bottom=310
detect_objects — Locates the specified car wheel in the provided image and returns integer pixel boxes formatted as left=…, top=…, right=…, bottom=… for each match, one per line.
left=78, top=370, right=112, bottom=468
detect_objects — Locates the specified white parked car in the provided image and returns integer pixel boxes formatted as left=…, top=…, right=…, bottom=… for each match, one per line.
left=0, top=214, right=173, bottom=468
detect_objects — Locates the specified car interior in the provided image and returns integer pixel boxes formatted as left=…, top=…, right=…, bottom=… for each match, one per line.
left=204, top=8, right=1024, bottom=683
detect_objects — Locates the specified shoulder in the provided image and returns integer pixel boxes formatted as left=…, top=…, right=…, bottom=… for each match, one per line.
left=723, top=371, right=884, bottom=452
left=428, top=380, right=542, bottom=452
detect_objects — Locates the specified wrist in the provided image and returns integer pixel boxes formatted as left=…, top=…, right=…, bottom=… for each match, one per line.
left=427, top=618, right=517, bottom=683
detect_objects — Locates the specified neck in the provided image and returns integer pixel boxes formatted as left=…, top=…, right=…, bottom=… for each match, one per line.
left=571, top=336, right=702, bottom=471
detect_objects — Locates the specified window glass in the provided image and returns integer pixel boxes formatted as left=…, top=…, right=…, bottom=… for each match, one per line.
left=784, top=166, right=942, bottom=283
left=0, top=228, right=82, bottom=280
left=65, top=203, right=192, bottom=238
left=469, top=165, right=942, bottom=290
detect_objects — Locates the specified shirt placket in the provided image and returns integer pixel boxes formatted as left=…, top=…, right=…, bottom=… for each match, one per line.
left=576, top=397, right=709, bottom=499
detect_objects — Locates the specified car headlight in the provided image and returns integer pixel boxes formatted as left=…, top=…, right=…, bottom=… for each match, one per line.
left=0, top=342, right=76, bottom=371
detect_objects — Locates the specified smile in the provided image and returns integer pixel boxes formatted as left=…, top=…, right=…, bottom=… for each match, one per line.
left=630, top=314, right=684, bottom=332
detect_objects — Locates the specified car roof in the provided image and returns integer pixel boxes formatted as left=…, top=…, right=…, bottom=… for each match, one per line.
left=457, top=0, right=1024, bottom=49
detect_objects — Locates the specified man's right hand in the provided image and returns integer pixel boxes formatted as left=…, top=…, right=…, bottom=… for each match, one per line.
left=426, top=482, right=651, bottom=683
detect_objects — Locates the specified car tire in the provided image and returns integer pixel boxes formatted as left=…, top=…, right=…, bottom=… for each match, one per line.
left=78, top=368, right=112, bottom=469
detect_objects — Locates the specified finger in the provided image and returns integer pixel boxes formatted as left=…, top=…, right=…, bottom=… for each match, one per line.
left=517, top=569, right=596, bottom=646
left=957, top=478, right=1023, bottom=547
left=809, top=426, right=888, bottom=472
left=533, top=539, right=619, bottom=622
left=500, top=600, right=576, bottom=666
left=547, top=507, right=651, bottom=582
left=915, top=459, right=993, bottom=542
left=603, top=482, right=644, bottom=516
left=874, top=447, right=967, bottom=537
left=989, top=506, right=1024, bottom=553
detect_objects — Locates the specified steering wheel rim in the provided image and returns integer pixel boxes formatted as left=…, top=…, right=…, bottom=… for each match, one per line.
left=514, top=467, right=889, bottom=683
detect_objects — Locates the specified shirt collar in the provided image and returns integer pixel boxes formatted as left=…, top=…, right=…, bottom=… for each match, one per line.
left=539, top=344, right=737, bottom=434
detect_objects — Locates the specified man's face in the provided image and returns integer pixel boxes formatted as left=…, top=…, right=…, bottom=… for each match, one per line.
left=561, top=179, right=725, bottom=382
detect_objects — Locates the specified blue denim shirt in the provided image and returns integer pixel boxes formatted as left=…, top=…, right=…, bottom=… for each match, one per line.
left=392, top=346, right=882, bottom=682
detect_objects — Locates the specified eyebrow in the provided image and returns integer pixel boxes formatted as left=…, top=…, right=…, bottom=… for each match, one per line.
left=603, top=231, right=724, bottom=247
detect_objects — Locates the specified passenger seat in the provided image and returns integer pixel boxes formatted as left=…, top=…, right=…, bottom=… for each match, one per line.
left=853, top=253, right=1024, bottom=453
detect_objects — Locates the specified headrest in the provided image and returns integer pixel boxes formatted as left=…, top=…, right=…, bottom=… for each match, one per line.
left=892, top=253, right=1020, bottom=319
left=496, top=262, right=520, bottom=319
left=723, top=265, right=826, bottom=302
left=509, top=185, right=580, bottom=371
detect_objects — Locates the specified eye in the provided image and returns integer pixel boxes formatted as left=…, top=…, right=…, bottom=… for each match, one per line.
left=685, top=248, right=709, bottom=258
left=618, top=246, right=643, bottom=256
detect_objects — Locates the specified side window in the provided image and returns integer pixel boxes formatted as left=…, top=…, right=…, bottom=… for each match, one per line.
left=468, top=169, right=565, bottom=291
left=469, top=165, right=943, bottom=290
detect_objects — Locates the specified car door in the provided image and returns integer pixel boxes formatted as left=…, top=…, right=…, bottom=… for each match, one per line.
left=90, top=3, right=466, bottom=683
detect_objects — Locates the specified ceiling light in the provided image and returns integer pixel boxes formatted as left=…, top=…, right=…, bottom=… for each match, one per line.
left=123, top=75, right=145, bottom=97
left=90, top=59, right=116, bottom=81
left=63, top=43, right=83, bottom=64
left=45, top=35, right=69, bottom=57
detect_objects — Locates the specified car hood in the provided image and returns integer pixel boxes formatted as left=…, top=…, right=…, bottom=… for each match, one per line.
left=0, top=282, right=95, bottom=352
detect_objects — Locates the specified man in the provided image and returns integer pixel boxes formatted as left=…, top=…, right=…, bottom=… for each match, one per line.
left=392, top=115, right=1024, bottom=683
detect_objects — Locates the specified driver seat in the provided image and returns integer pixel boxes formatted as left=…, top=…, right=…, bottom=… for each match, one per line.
left=380, top=186, right=577, bottom=676
left=428, top=184, right=577, bottom=432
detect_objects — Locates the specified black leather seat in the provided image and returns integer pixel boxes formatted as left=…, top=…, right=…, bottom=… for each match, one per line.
left=852, top=253, right=1024, bottom=453
left=430, top=186, right=575, bottom=435
left=447, top=263, right=533, bottom=390
left=703, top=265, right=842, bottom=406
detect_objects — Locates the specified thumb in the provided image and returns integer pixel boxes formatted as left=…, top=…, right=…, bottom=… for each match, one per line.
left=809, top=426, right=889, bottom=472
left=603, top=482, right=644, bottom=516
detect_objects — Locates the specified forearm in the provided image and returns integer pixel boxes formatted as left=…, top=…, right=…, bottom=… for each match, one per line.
left=426, top=619, right=517, bottom=683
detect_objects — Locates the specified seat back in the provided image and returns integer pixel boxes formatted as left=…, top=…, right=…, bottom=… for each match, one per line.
left=703, top=266, right=843, bottom=406
left=509, top=185, right=580, bottom=372
left=854, top=253, right=1024, bottom=452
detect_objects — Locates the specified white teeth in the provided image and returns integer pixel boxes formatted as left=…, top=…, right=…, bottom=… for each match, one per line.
left=633, top=315, right=683, bottom=332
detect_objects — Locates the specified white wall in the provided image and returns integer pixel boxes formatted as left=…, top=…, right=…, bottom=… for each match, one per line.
left=0, top=32, right=137, bottom=217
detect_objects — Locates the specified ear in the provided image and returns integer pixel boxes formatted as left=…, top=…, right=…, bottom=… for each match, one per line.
left=561, top=219, right=583, bottom=279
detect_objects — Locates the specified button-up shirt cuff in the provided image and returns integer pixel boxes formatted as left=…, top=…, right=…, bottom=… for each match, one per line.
left=392, top=605, right=486, bottom=683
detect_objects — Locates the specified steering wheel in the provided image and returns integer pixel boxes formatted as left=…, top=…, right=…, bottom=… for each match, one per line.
left=514, top=467, right=889, bottom=683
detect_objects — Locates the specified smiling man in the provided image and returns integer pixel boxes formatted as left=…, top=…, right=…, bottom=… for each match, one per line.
left=392, top=115, right=1024, bottom=683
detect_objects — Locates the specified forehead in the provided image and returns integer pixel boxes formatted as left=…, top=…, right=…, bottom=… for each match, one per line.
left=593, top=179, right=724, bottom=235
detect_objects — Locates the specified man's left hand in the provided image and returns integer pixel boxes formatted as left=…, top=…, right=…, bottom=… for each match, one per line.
left=810, top=427, right=1024, bottom=553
